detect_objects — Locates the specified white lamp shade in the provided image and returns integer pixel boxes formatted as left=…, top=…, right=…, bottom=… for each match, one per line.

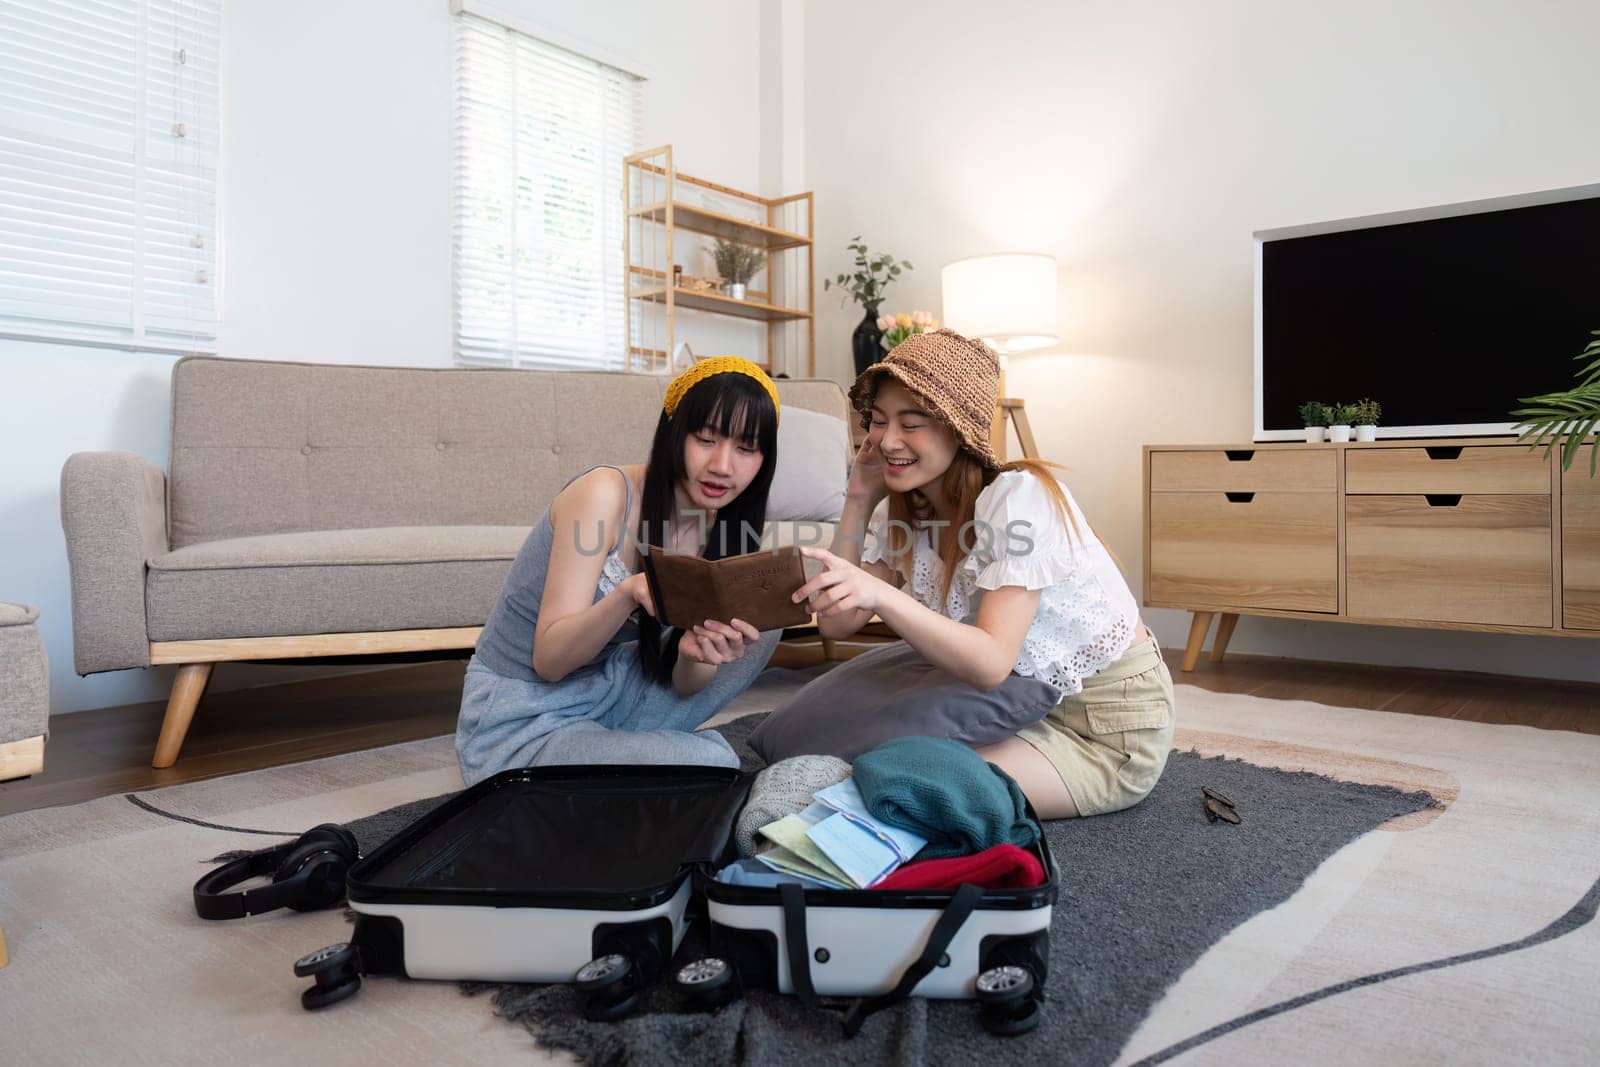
left=940, top=253, right=1058, bottom=353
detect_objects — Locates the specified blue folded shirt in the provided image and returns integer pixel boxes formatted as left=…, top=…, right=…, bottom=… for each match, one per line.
left=715, top=857, right=833, bottom=889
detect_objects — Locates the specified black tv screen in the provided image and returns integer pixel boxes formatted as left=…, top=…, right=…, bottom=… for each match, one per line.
left=1258, top=190, right=1600, bottom=438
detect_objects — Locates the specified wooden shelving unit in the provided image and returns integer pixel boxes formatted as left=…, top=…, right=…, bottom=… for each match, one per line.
left=624, top=145, right=814, bottom=375
left=628, top=201, right=812, bottom=251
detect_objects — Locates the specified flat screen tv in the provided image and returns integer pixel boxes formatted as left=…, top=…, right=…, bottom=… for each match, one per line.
left=1254, top=183, right=1600, bottom=440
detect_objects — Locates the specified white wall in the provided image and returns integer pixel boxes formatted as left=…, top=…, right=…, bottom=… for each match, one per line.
left=804, top=0, right=1600, bottom=683
left=14, top=0, right=1598, bottom=718
left=3, top=0, right=766, bottom=714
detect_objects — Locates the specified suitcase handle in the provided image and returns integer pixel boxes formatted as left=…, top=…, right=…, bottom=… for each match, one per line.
left=842, top=882, right=984, bottom=1036
left=777, top=883, right=825, bottom=1010
left=776, top=882, right=985, bottom=1037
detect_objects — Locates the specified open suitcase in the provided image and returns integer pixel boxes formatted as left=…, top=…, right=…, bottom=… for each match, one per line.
left=294, top=763, right=1057, bottom=1035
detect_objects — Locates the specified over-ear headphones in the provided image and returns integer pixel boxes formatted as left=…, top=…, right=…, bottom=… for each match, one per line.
left=193, top=823, right=359, bottom=920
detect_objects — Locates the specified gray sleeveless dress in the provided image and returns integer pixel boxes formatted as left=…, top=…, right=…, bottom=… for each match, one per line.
left=456, top=464, right=781, bottom=785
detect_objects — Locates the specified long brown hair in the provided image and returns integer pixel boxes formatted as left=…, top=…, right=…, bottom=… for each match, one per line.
left=879, top=453, right=1095, bottom=610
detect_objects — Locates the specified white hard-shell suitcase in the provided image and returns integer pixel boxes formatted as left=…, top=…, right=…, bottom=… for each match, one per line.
left=296, top=765, right=742, bottom=1018
left=294, top=764, right=1056, bottom=1034
left=688, top=814, right=1055, bottom=1034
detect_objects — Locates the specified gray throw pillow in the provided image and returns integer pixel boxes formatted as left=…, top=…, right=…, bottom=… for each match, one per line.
left=748, top=641, right=1063, bottom=763
left=766, top=406, right=849, bottom=522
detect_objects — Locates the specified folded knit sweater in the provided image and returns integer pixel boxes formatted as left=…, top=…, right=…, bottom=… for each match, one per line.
left=851, top=736, right=1041, bottom=859
left=874, top=844, right=1045, bottom=891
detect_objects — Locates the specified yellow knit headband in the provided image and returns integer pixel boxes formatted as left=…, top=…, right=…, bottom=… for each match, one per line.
left=662, top=356, right=781, bottom=423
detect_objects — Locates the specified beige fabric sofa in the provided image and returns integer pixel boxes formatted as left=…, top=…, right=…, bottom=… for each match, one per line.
left=61, top=356, right=851, bottom=768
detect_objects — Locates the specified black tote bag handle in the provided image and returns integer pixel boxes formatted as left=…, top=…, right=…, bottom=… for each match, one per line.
left=776, top=881, right=985, bottom=1037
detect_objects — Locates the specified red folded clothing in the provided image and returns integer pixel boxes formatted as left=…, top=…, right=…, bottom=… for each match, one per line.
left=873, top=844, right=1045, bottom=891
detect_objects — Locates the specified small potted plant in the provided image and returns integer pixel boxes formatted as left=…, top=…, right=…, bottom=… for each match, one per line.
left=824, top=236, right=913, bottom=376
left=712, top=238, right=766, bottom=301
left=1351, top=398, right=1382, bottom=442
left=1328, top=403, right=1356, bottom=443
left=1298, top=401, right=1333, bottom=443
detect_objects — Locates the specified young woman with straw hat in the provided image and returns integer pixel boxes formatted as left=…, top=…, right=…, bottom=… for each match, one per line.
left=750, top=330, right=1174, bottom=818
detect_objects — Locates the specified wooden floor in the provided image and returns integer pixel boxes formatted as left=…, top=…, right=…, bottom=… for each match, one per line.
left=3, top=646, right=1597, bottom=818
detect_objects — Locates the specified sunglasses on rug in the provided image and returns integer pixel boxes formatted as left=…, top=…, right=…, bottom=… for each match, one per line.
left=1202, top=786, right=1241, bottom=825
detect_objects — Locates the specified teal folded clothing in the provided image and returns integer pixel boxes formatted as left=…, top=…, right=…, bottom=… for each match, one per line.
left=851, top=736, right=1041, bottom=859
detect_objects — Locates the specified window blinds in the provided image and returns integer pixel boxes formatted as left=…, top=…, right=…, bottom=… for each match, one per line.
left=451, top=10, right=641, bottom=370
left=0, top=0, right=221, bottom=350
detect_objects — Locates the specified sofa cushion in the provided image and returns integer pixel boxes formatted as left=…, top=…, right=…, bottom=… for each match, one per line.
left=145, top=526, right=529, bottom=642
left=166, top=358, right=851, bottom=549
left=144, top=521, right=839, bottom=642
left=767, top=407, right=850, bottom=522
left=749, top=640, right=1061, bottom=763
left=149, top=526, right=528, bottom=571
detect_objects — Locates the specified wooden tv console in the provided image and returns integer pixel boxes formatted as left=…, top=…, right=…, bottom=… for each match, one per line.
left=1142, top=438, right=1599, bottom=670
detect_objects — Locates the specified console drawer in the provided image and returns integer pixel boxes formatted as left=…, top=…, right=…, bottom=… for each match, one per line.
left=1564, top=445, right=1600, bottom=630
left=1346, top=495, right=1552, bottom=627
left=1150, top=449, right=1335, bottom=492
left=1345, top=446, right=1550, bottom=494
left=1149, top=492, right=1337, bottom=612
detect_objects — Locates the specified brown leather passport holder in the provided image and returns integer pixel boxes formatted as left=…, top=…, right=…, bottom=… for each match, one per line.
left=641, top=544, right=813, bottom=632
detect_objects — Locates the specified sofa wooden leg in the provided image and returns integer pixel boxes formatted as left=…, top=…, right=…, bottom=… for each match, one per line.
left=1180, top=611, right=1214, bottom=672
left=0, top=921, right=8, bottom=969
left=152, top=663, right=214, bottom=769
left=1210, top=612, right=1240, bottom=663
left=0, top=735, right=45, bottom=783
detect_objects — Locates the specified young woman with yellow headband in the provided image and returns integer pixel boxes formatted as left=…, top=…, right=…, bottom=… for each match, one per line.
left=456, top=357, right=784, bottom=785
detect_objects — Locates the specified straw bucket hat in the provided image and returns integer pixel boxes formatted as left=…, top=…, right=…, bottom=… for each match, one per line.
left=847, top=327, right=1001, bottom=470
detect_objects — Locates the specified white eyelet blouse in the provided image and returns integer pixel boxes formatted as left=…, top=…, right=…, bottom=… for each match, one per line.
left=861, top=469, right=1141, bottom=696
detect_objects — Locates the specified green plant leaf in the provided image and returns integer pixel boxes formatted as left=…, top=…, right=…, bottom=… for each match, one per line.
left=1511, top=344, right=1600, bottom=474
left=1563, top=414, right=1599, bottom=469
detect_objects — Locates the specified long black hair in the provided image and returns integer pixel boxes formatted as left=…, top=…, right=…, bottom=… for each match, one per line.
left=635, top=370, right=780, bottom=685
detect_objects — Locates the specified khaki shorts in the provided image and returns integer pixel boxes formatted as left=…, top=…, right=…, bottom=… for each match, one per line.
left=1014, top=637, right=1176, bottom=817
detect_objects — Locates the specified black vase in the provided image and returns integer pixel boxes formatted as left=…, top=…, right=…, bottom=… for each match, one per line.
left=851, top=307, right=883, bottom=378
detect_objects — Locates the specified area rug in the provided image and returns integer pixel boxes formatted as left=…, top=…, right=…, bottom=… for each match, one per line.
left=407, top=712, right=1432, bottom=1067
left=2, top=675, right=1598, bottom=1065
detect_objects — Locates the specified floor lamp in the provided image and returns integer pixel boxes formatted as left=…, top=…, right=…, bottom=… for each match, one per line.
left=940, top=253, right=1059, bottom=461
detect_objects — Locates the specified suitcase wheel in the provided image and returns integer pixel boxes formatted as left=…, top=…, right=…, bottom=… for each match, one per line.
left=294, top=942, right=362, bottom=1011
left=674, top=957, right=741, bottom=1010
left=574, top=953, right=632, bottom=994
left=979, top=995, right=1042, bottom=1036
left=575, top=953, right=642, bottom=1022
left=974, top=964, right=1034, bottom=1004
left=583, top=990, right=641, bottom=1023
left=975, top=964, right=1041, bottom=1036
